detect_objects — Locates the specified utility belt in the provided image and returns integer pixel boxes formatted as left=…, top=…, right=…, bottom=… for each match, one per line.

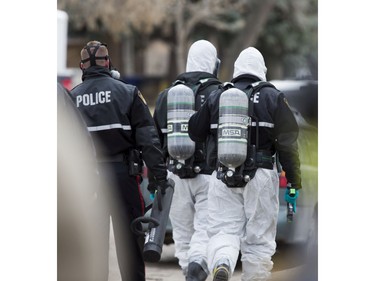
left=217, top=147, right=275, bottom=188
left=168, top=149, right=205, bottom=179
left=97, top=149, right=144, bottom=176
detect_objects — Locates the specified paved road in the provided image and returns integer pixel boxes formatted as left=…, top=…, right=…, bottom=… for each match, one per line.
left=108, top=224, right=317, bottom=281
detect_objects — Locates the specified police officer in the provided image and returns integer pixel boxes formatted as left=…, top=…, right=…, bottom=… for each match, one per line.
left=188, top=47, right=302, bottom=281
left=152, top=40, right=222, bottom=281
left=70, top=41, right=172, bottom=281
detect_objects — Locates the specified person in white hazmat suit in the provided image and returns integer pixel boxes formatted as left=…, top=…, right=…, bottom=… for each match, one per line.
left=188, top=47, right=302, bottom=281
left=151, top=40, right=222, bottom=280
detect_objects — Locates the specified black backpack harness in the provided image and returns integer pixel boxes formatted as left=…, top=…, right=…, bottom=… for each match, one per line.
left=167, top=78, right=218, bottom=178
left=216, top=81, right=276, bottom=187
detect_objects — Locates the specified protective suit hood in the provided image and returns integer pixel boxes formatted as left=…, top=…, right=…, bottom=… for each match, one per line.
left=186, top=40, right=218, bottom=74
left=233, top=47, right=267, bottom=81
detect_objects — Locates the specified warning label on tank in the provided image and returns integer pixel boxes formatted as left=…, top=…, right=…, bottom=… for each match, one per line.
left=181, top=124, right=189, bottom=131
left=222, top=129, right=241, bottom=136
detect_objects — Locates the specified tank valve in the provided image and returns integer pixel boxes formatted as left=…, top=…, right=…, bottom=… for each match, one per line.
left=244, top=175, right=250, bottom=182
left=194, top=166, right=201, bottom=173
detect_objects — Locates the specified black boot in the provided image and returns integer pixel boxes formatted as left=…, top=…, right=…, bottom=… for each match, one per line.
left=185, top=262, right=208, bottom=281
left=213, top=264, right=230, bottom=281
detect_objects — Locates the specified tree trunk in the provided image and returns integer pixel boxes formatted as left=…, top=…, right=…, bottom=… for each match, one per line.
left=175, top=0, right=187, bottom=74
left=121, top=35, right=135, bottom=76
left=221, top=0, right=277, bottom=81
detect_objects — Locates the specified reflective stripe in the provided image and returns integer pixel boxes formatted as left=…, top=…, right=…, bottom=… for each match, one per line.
left=161, top=128, right=168, bottom=133
left=88, top=123, right=132, bottom=132
left=254, top=121, right=274, bottom=128
left=211, top=121, right=274, bottom=129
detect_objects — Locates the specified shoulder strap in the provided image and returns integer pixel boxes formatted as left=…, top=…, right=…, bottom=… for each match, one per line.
left=171, top=80, right=185, bottom=87
left=243, top=81, right=274, bottom=149
left=170, top=79, right=201, bottom=95
left=171, top=78, right=215, bottom=114
left=243, top=86, right=257, bottom=149
left=244, top=81, right=275, bottom=149
left=219, top=82, right=234, bottom=92
left=250, top=81, right=276, bottom=92
left=171, top=79, right=184, bottom=86
left=244, top=81, right=276, bottom=113
left=173, top=78, right=221, bottom=95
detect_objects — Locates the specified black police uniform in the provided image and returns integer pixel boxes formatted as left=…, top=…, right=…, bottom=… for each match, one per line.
left=153, top=71, right=222, bottom=177
left=70, top=66, right=167, bottom=281
left=188, top=74, right=301, bottom=189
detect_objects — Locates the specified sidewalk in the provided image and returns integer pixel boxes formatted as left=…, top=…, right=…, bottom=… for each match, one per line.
left=108, top=221, right=316, bottom=281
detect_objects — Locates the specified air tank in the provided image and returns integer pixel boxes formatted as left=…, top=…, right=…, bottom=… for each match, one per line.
left=167, top=84, right=195, bottom=160
left=218, top=88, right=249, bottom=169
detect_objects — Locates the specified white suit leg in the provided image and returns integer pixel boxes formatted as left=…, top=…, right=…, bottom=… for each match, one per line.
left=207, top=172, right=244, bottom=275
left=240, top=168, right=279, bottom=281
left=187, top=174, right=210, bottom=273
left=169, top=173, right=210, bottom=274
left=169, top=173, right=194, bottom=272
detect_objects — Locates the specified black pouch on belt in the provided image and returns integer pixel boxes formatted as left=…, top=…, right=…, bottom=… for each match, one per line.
left=128, top=149, right=143, bottom=176
left=255, top=150, right=274, bottom=170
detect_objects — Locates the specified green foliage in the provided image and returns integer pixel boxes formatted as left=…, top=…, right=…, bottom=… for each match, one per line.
left=257, top=0, right=317, bottom=78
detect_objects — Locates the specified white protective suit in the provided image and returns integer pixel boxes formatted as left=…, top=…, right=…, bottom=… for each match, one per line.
left=169, top=40, right=219, bottom=277
left=207, top=47, right=280, bottom=281
left=169, top=171, right=211, bottom=275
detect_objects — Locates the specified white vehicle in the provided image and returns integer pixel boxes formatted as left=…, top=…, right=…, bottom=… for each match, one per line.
left=270, top=79, right=318, bottom=245
left=57, top=10, right=71, bottom=89
left=57, top=10, right=81, bottom=90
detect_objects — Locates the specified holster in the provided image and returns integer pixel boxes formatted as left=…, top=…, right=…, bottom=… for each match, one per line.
left=128, top=149, right=144, bottom=176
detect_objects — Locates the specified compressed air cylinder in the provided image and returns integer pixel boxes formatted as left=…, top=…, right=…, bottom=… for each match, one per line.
left=167, top=84, right=195, bottom=160
left=218, top=88, right=249, bottom=169
left=143, top=180, right=175, bottom=262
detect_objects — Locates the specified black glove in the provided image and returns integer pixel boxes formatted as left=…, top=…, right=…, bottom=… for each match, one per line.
left=147, top=180, right=158, bottom=195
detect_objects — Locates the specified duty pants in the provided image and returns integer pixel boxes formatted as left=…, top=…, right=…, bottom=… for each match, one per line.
left=207, top=168, right=279, bottom=281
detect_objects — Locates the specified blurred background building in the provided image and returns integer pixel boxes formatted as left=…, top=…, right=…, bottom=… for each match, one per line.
left=57, top=0, right=317, bottom=108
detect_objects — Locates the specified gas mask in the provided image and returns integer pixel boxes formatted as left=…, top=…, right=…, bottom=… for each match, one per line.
left=80, top=42, right=120, bottom=79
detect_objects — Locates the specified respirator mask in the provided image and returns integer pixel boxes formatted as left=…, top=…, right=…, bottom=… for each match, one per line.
left=80, top=42, right=120, bottom=79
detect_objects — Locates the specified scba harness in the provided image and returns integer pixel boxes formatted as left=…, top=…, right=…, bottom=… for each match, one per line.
left=167, top=78, right=217, bottom=178
left=216, top=81, right=276, bottom=188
